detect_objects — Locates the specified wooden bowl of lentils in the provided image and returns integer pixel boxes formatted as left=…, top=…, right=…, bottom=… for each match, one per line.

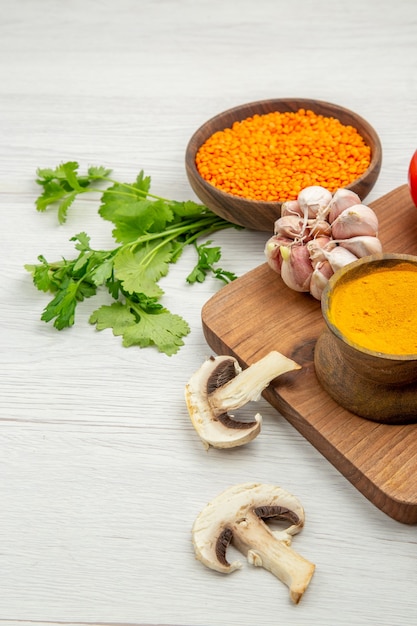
left=185, top=98, right=382, bottom=232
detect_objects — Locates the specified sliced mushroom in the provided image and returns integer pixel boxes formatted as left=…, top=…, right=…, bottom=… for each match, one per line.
left=185, top=351, right=301, bottom=449
left=192, top=482, right=315, bottom=604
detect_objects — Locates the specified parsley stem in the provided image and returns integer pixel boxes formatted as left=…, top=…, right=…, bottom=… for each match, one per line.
left=128, top=215, right=235, bottom=250
left=123, top=216, right=236, bottom=270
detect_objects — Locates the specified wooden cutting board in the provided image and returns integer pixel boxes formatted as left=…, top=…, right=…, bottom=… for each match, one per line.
left=201, top=184, right=417, bottom=525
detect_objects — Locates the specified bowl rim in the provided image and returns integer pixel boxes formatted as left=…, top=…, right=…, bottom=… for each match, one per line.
left=185, top=97, right=383, bottom=207
left=321, top=252, right=417, bottom=360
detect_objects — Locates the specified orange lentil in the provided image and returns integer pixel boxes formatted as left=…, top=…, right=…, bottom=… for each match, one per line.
left=195, top=109, right=372, bottom=202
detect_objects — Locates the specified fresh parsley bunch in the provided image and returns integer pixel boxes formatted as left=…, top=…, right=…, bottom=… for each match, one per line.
left=25, top=162, right=240, bottom=356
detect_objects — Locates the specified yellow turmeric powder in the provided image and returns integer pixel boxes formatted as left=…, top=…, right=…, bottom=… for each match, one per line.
left=195, top=109, right=371, bottom=202
left=328, top=263, right=417, bottom=355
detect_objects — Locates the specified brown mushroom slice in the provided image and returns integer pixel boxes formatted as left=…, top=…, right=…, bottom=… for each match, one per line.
left=185, top=352, right=301, bottom=449
left=192, top=482, right=315, bottom=604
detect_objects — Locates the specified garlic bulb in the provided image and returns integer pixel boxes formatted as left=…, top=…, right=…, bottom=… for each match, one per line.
left=265, top=185, right=382, bottom=302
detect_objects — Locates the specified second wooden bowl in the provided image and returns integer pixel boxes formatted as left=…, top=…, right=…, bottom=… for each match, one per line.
left=185, top=98, right=382, bottom=232
left=315, top=253, right=417, bottom=424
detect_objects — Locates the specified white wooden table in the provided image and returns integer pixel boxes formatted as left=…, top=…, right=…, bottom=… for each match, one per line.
left=1, top=1, right=416, bottom=624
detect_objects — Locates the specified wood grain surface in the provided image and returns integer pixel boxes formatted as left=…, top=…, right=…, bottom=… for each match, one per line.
left=202, top=185, right=417, bottom=524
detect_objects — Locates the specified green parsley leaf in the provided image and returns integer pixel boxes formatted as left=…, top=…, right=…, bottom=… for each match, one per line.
left=35, top=162, right=112, bottom=223
left=87, top=165, right=113, bottom=180
left=71, top=232, right=91, bottom=252
left=187, top=241, right=237, bottom=284
left=40, top=277, right=97, bottom=330
left=113, top=241, right=172, bottom=297
left=89, top=301, right=136, bottom=335
left=100, top=192, right=173, bottom=243
left=25, top=256, right=59, bottom=293
left=90, top=299, right=190, bottom=356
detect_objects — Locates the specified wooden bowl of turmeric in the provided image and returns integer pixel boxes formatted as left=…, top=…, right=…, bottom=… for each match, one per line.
left=185, top=98, right=382, bottom=231
left=314, top=253, right=417, bottom=424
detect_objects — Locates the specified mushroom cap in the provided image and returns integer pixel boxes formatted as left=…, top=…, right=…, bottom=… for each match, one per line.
left=185, top=355, right=262, bottom=449
left=192, top=482, right=306, bottom=574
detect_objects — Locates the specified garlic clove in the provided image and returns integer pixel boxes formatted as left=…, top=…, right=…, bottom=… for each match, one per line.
left=264, top=236, right=293, bottom=274
left=297, top=185, right=333, bottom=219
left=306, top=236, right=333, bottom=268
left=274, top=215, right=306, bottom=240
left=338, top=235, right=383, bottom=258
left=309, top=260, right=334, bottom=301
left=280, top=244, right=313, bottom=292
left=330, top=204, right=379, bottom=240
left=281, top=199, right=303, bottom=218
left=308, top=218, right=332, bottom=238
left=328, top=188, right=361, bottom=223
left=322, top=245, right=358, bottom=273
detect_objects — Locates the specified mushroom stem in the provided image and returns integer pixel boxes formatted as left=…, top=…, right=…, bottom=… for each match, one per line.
left=233, top=511, right=315, bottom=604
left=209, top=351, right=301, bottom=413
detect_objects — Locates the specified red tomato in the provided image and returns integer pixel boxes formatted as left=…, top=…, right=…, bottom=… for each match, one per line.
left=409, top=150, right=417, bottom=207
